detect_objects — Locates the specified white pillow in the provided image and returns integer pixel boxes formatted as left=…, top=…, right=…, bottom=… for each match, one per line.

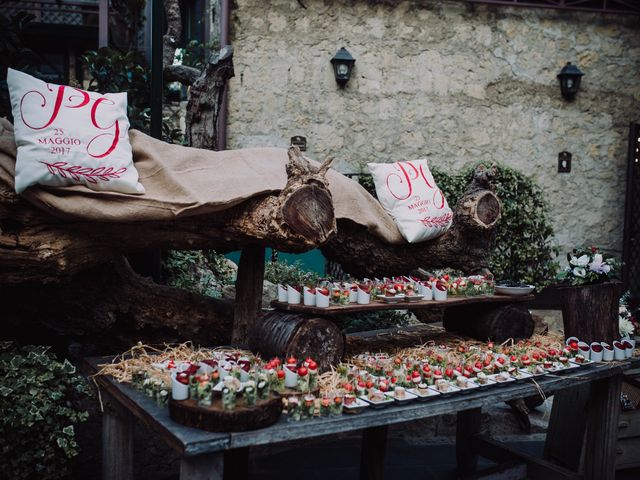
left=368, top=159, right=453, bottom=243
left=7, top=68, right=144, bottom=194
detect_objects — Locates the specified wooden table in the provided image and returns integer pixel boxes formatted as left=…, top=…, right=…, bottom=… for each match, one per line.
left=85, top=357, right=636, bottom=480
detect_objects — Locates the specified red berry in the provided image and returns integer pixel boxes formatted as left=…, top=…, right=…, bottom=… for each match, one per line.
left=276, top=369, right=285, bottom=379
left=298, top=367, right=308, bottom=377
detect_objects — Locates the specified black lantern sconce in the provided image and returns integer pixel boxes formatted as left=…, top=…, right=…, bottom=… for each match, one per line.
left=330, top=47, right=355, bottom=87
left=557, top=62, right=584, bottom=101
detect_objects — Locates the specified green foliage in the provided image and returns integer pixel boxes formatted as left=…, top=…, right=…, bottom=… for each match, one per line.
left=338, top=310, right=413, bottom=333
left=358, top=163, right=558, bottom=287
left=0, top=342, right=90, bottom=480
left=264, top=260, right=320, bottom=287
left=81, top=48, right=183, bottom=143
left=162, top=250, right=235, bottom=298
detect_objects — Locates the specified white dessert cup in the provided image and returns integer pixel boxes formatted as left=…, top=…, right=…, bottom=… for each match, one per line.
left=277, top=284, right=288, bottom=302
left=357, top=287, right=371, bottom=305
left=577, top=342, right=591, bottom=360
left=613, top=341, right=626, bottom=361
left=287, top=285, right=301, bottom=304
left=601, top=342, right=614, bottom=362
left=316, top=290, right=330, bottom=308
left=171, top=373, right=189, bottom=400
left=349, top=288, right=358, bottom=303
left=420, top=283, right=433, bottom=300
left=434, top=287, right=448, bottom=301
left=589, top=342, right=603, bottom=362
left=565, top=336, right=579, bottom=346
left=303, top=287, right=316, bottom=306
left=622, top=339, right=634, bottom=359
left=284, top=366, right=298, bottom=388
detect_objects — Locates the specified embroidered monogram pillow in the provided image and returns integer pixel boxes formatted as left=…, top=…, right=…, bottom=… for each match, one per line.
left=7, top=68, right=144, bottom=194
left=368, top=159, right=453, bottom=243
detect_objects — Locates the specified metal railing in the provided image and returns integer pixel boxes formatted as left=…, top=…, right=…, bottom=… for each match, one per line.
left=0, top=1, right=101, bottom=26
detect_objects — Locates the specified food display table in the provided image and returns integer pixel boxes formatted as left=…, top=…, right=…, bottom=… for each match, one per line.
left=85, top=357, right=636, bottom=480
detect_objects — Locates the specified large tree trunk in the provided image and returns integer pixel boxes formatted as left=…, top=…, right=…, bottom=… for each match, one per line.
left=0, top=147, right=336, bottom=285
left=2, top=257, right=233, bottom=355
left=322, top=168, right=501, bottom=277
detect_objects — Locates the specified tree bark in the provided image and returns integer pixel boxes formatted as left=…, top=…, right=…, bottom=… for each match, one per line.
left=0, top=147, right=336, bottom=285
left=2, top=257, right=234, bottom=355
left=185, top=46, right=234, bottom=151
left=321, top=168, right=501, bottom=277
left=560, top=280, right=623, bottom=344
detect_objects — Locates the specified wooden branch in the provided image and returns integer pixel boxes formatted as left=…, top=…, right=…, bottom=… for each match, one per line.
left=0, top=147, right=335, bottom=285
left=321, top=167, right=502, bottom=277
left=164, top=64, right=201, bottom=86
left=3, top=257, right=234, bottom=351
left=185, top=46, right=234, bottom=151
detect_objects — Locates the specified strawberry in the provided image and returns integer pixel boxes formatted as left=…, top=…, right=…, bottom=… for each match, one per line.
left=475, top=361, right=483, bottom=370
left=532, top=352, right=540, bottom=361
left=358, top=380, right=366, bottom=388
left=366, top=380, right=374, bottom=389
left=394, top=357, right=402, bottom=366
left=434, top=369, right=442, bottom=376
left=412, top=370, right=421, bottom=378
left=445, top=368, right=454, bottom=378
left=276, top=369, right=285, bottom=379
left=298, top=366, right=308, bottom=377
left=286, top=356, right=297, bottom=365
left=483, top=358, right=491, bottom=367
left=487, top=342, right=494, bottom=350
left=318, top=287, right=330, bottom=296
left=344, top=383, right=353, bottom=392
left=534, top=341, right=541, bottom=348
left=422, top=364, right=431, bottom=373
left=455, top=366, right=462, bottom=373
left=458, top=345, right=466, bottom=353
left=497, top=357, right=505, bottom=364
left=510, top=355, right=517, bottom=362
left=177, top=372, right=189, bottom=385
left=379, top=383, right=389, bottom=392
left=308, top=360, right=318, bottom=371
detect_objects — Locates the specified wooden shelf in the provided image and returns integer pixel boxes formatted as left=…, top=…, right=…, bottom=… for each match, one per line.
left=270, top=294, right=534, bottom=317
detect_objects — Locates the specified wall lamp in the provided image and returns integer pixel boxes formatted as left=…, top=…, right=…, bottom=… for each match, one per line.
left=557, top=62, right=584, bottom=101
left=330, top=47, right=355, bottom=87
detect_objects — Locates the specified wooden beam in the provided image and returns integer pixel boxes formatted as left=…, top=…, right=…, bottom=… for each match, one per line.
left=360, top=425, right=388, bottom=480
left=456, top=408, right=483, bottom=475
left=223, top=447, right=249, bottom=480
left=584, top=374, right=623, bottom=480
left=473, top=435, right=580, bottom=480
left=102, top=395, right=134, bottom=480
left=180, top=452, right=224, bottom=480
left=232, top=246, right=265, bottom=346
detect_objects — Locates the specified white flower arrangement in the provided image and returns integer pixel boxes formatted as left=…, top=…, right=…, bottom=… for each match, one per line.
left=557, top=246, right=619, bottom=286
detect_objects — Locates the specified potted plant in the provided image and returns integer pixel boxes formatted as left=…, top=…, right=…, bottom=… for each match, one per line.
left=556, top=246, right=622, bottom=344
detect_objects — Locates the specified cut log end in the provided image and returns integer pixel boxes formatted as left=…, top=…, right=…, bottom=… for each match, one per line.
left=475, top=191, right=501, bottom=228
left=248, top=311, right=345, bottom=371
left=281, top=185, right=335, bottom=245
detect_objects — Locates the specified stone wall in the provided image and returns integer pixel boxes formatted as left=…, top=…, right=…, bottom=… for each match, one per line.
left=227, top=0, right=640, bottom=257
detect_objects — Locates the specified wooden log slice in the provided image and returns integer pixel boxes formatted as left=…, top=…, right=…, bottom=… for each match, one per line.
left=442, top=304, right=534, bottom=342
left=169, top=394, right=283, bottom=432
left=559, top=280, right=623, bottom=344
left=281, top=185, right=334, bottom=245
left=248, top=311, right=345, bottom=371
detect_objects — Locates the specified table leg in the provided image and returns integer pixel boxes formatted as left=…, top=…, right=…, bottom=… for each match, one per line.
left=456, top=407, right=482, bottom=475
left=583, top=374, right=623, bottom=480
left=102, top=396, right=134, bottom=480
left=360, top=425, right=388, bottom=480
left=180, top=452, right=224, bottom=480
left=224, top=447, right=249, bottom=480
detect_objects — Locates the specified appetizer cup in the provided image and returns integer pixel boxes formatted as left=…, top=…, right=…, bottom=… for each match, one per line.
left=349, top=286, right=358, bottom=303
left=287, top=285, right=301, bottom=304
left=613, top=341, right=626, bottom=361
left=565, top=336, right=579, bottom=346
left=284, top=366, right=298, bottom=388
left=357, top=287, right=371, bottom=305
left=601, top=342, right=614, bottom=362
left=590, top=342, right=603, bottom=362
left=303, top=287, right=316, bottom=306
left=622, top=340, right=634, bottom=359
left=277, top=284, right=288, bottom=302
left=433, top=286, right=448, bottom=301
left=419, top=282, right=433, bottom=300
left=315, top=289, right=330, bottom=308
left=171, top=373, right=189, bottom=400
left=577, top=342, right=591, bottom=360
